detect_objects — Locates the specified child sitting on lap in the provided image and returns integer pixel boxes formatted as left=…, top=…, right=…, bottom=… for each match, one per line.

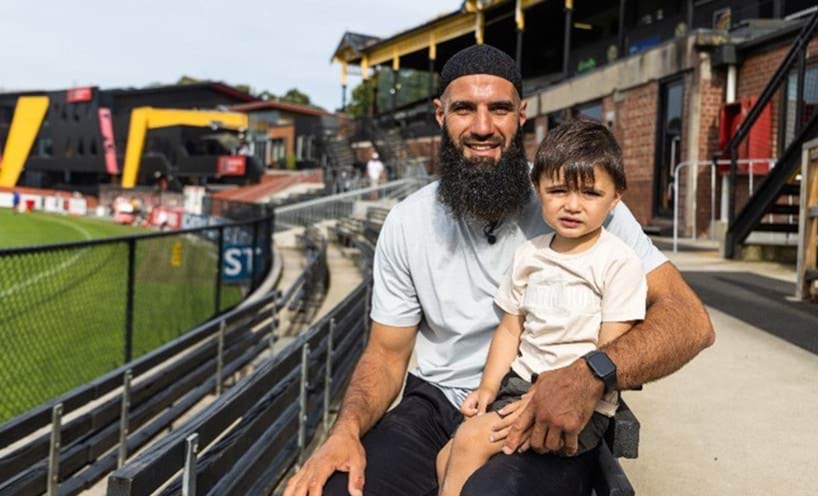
left=436, top=119, right=647, bottom=496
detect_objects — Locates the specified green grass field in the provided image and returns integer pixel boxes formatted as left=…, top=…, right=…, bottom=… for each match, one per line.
left=0, top=209, right=141, bottom=248
left=0, top=209, right=244, bottom=422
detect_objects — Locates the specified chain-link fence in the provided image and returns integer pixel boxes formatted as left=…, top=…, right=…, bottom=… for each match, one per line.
left=0, top=214, right=273, bottom=422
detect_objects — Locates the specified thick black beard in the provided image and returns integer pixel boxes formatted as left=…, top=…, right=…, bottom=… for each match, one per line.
left=437, top=124, right=531, bottom=223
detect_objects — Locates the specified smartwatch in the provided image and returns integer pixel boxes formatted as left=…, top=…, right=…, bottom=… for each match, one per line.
left=583, top=351, right=617, bottom=394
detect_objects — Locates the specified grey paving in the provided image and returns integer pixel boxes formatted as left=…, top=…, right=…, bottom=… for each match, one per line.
left=621, top=244, right=818, bottom=495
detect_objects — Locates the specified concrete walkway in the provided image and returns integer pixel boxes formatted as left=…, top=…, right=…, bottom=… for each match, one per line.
left=620, top=245, right=818, bottom=495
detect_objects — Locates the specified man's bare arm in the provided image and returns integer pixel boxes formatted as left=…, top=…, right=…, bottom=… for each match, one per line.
left=333, top=321, right=417, bottom=438
left=602, top=261, right=715, bottom=389
left=284, top=321, right=416, bottom=496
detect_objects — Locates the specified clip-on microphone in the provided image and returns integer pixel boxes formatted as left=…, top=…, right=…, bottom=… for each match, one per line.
left=483, top=221, right=499, bottom=245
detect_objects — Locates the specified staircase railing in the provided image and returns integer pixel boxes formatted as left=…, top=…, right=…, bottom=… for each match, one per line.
left=725, top=10, right=818, bottom=258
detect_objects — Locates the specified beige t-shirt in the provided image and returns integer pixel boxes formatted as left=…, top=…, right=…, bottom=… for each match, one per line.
left=494, top=228, right=647, bottom=416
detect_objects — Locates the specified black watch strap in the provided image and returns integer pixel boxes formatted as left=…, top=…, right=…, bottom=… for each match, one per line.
left=583, top=350, right=617, bottom=393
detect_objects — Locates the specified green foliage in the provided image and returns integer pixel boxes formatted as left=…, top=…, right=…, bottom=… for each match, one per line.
left=377, top=69, right=436, bottom=111
left=347, top=69, right=436, bottom=117
left=346, top=78, right=377, bottom=118
left=280, top=88, right=311, bottom=106
left=235, top=84, right=253, bottom=95
left=177, top=75, right=201, bottom=85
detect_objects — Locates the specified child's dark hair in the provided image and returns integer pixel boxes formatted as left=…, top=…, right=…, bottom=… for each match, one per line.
left=531, top=119, right=626, bottom=192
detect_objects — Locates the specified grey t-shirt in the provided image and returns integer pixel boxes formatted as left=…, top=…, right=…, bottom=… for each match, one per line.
left=370, top=181, right=667, bottom=407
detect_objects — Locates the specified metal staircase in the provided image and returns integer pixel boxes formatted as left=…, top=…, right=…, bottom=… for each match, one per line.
left=725, top=10, right=818, bottom=258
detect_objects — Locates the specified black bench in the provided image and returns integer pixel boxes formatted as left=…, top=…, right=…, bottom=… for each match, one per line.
left=364, top=207, right=389, bottom=244
left=594, top=399, right=639, bottom=496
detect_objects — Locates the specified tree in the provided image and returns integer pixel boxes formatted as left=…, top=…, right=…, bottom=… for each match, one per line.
left=280, top=88, right=311, bottom=106
left=234, top=84, right=253, bottom=95
left=177, top=75, right=200, bottom=85
left=346, top=78, right=377, bottom=118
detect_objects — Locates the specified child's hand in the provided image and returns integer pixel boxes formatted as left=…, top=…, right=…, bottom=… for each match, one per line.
left=460, top=388, right=495, bottom=417
left=491, top=392, right=533, bottom=450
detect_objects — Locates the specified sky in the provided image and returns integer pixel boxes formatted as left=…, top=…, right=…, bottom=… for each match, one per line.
left=0, top=0, right=459, bottom=111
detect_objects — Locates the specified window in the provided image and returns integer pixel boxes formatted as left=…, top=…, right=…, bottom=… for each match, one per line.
left=574, top=100, right=604, bottom=122
left=782, top=61, right=818, bottom=152
left=35, top=137, right=53, bottom=157
left=654, top=77, right=684, bottom=217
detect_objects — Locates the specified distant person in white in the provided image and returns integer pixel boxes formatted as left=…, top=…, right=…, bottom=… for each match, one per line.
left=367, top=152, right=385, bottom=187
left=436, top=119, right=647, bottom=496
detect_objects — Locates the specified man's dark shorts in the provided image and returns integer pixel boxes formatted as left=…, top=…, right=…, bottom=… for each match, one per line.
left=324, top=374, right=597, bottom=496
left=489, top=370, right=610, bottom=455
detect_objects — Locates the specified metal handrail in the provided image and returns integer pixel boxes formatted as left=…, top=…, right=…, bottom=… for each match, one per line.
left=673, top=158, right=776, bottom=252
left=275, top=179, right=418, bottom=213
left=275, top=178, right=428, bottom=230
left=725, top=10, right=818, bottom=257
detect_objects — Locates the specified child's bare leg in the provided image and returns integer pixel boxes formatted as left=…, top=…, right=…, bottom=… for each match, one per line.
left=436, top=440, right=453, bottom=488
left=439, top=413, right=505, bottom=496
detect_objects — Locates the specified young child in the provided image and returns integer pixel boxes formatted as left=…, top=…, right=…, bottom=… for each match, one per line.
left=436, top=119, right=647, bottom=496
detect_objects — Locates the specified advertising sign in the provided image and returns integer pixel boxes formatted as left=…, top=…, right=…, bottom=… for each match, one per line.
left=217, top=156, right=247, bottom=176
left=222, top=244, right=254, bottom=282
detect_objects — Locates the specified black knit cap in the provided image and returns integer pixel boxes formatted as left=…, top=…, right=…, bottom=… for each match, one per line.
left=440, top=44, right=523, bottom=98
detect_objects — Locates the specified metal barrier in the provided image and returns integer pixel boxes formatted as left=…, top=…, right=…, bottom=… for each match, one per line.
left=796, top=139, right=818, bottom=299
left=0, top=222, right=326, bottom=496
left=672, top=159, right=776, bottom=252
left=275, top=178, right=426, bottom=230
left=106, top=217, right=378, bottom=496
left=0, top=213, right=273, bottom=422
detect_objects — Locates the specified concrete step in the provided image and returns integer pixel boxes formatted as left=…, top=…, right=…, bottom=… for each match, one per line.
left=753, top=222, right=798, bottom=233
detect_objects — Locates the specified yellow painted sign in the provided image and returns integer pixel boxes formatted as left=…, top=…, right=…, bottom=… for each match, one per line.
left=171, top=240, right=183, bottom=267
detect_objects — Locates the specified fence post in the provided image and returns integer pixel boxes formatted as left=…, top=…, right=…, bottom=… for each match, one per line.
left=268, top=208, right=276, bottom=276
left=711, top=162, right=717, bottom=241
left=251, top=219, right=260, bottom=290
left=216, top=319, right=226, bottom=396
left=297, top=343, right=310, bottom=468
left=47, top=403, right=63, bottom=496
left=118, top=369, right=132, bottom=468
left=182, top=433, right=199, bottom=496
left=269, top=293, right=279, bottom=352
left=363, top=272, right=372, bottom=347
left=215, top=225, right=224, bottom=313
left=124, top=238, right=136, bottom=363
left=324, top=319, right=335, bottom=432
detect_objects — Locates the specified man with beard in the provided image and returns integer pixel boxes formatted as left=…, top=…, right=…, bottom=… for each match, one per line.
left=284, top=44, right=714, bottom=496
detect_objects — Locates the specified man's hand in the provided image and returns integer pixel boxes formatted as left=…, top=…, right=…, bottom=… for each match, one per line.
left=488, top=393, right=531, bottom=443
left=283, top=427, right=366, bottom=496
left=460, top=388, right=496, bottom=417
left=503, top=360, right=603, bottom=456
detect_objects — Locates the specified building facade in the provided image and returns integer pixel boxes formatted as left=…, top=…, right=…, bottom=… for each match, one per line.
left=332, top=0, right=818, bottom=242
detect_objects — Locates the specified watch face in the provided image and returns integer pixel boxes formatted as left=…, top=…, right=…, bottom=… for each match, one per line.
left=588, top=352, right=616, bottom=377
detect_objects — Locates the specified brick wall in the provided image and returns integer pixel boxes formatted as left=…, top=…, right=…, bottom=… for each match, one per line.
left=612, top=82, right=659, bottom=226
left=695, top=68, right=726, bottom=238
left=737, top=44, right=786, bottom=157
left=404, top=137, right=441, bottom=175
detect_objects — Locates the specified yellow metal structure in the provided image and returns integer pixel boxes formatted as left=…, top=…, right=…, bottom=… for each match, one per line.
left=333, top=0, right=544, bottom=69
left=121, top=107, right=248, bottom=188
left=0, top=96, right=49, bottom=187
left=476, top=9, right=485, bottom=44
left=515, top=0, right=525, bottom=30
